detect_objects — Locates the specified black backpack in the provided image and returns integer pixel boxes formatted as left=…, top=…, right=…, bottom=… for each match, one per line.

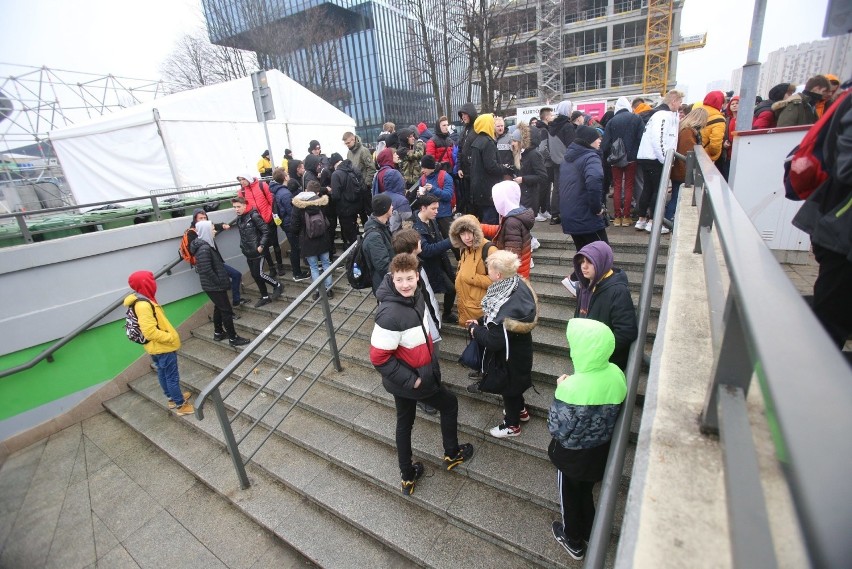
left=303, top=208, right=329, bottom=239
left=346, top=230, right=375, bottom=289
left=607, top=137, right=628, bottom=168
left=343, top=170, right=363, bottom=204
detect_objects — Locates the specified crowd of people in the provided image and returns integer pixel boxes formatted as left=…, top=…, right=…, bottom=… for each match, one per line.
left=126, top=71, right=848, bottom=562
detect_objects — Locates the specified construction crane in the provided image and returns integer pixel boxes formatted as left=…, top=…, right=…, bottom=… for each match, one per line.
left=642, top=0, right=674, bottom=96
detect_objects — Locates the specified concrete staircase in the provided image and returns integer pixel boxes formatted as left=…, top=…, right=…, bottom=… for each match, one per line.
left=103, top=223, right=668, bottom=568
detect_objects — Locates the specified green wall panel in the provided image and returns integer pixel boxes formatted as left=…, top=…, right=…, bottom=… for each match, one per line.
left=0, top=294, right=208, bottom=421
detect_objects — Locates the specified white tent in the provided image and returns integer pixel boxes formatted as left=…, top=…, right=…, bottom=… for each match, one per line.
left=49, top=70, right=356, bottom=204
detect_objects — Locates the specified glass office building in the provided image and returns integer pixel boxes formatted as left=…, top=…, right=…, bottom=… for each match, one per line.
left=203, top=0, right=470, bottom=142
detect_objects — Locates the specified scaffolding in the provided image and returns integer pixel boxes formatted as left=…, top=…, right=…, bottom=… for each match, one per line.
left=642, top=0, right=674, bottom=95
left=537, top=0, right=564, bottom=101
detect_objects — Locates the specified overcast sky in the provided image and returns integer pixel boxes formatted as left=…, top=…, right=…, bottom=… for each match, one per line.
left=0, top=0, right=835, bottom=104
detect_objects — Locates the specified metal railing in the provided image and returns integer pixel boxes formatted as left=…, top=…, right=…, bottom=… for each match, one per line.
left=0, top=180, right=242, bottom=244
left=193, top=241, right=378, bottom=489
left=585, top=148, right=679, bottom=568
left=0, top=256, right=183, bottom=379
left=688, top=146, right=851, bottom=568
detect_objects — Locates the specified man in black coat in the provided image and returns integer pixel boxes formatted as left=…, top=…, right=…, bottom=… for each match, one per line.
left=468, top=114, right=507, bottom=224
left=232, top=197, right=283, bottom=308
left=362, top=194, right=396, bottom=295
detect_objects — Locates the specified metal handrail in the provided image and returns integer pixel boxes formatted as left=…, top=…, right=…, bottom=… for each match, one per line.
left=194, top=241, right=364, bottom=488
left=0, top=256, right=183, bottom=379
left=585, top=148, right=677, bottom=568
left=690, top=146, right=852, bottom=568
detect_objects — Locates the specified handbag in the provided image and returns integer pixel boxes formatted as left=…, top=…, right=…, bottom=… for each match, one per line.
left=607, top=137, right=628, bottom=168
left=458, top=337, right=483, bottom=370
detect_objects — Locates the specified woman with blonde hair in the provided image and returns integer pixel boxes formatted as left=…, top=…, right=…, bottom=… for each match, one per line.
left=667, top=107, right=708, bottom=223
left=510, top=122, right=548, bottom=215
left=466, top=250, right=539, bottom=437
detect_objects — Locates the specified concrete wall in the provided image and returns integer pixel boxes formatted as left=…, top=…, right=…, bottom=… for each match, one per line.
left=0, top=209, right=245, bottom=357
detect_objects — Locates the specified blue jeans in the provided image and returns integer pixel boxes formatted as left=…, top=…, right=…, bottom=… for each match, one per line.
left=306, top=252, right=332, bottom=290
left=224, top=264, right=242, bottom=303
left=665, top=181, right=682, bottom=222
left=151, top=351, right=184, bottom=406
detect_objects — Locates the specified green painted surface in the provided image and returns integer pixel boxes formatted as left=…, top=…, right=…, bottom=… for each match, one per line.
left=0, top=294, right=208, bottom=421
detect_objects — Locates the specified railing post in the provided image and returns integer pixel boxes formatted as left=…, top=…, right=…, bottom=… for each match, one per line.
left=150, top=196, right=163, bottom=222
left=14, top=212, right=34, bottom=244
left=693, top=188, right=713, bottom=254
left=211, top=387, right=251, bottom=489
left=700, top=292, right=753, bottom=435
left=685, top=150, right=696, bottom=187
left=318, top=280, right=343, bottom=372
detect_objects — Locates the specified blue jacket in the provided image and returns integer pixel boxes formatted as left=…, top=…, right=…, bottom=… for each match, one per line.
left=421, top=170, right=454, bottom=219
left=559, top=142, right=606, bottom=235
left=270, top=180, right=294, bottom=231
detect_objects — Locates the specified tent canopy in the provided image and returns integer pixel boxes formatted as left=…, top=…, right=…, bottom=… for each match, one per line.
left=50, top=70, right=356, bottom=204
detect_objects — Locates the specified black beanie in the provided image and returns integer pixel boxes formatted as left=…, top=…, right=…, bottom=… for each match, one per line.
left=329, top=152, right=343, bottom=168
left=308, top=140, right=321, bottom=152
left=575, top=125, right=601, bottom=146
left=420, top=154, right=436, bottom=169
left=372, top=194, right=393, bottom=216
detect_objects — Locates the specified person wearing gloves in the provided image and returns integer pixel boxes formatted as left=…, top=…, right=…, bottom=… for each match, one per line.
left=466, top=250, right=538, bottom=435
left=370, top=253, right=474, bottom=495
left=124, top=270, right=193, bottom=416
left=572, top=241, right=637, bottom=371
left=634, top=91, right=682, bottom=233
left=548, top=318, right=627, bottom=561
left=559, top=125, right=609, bottom=295
left=190, top=221, right=251, bottom=348
left=481, top=180, right=535, bottom=278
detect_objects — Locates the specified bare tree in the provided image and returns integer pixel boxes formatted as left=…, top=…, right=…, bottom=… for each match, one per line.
left=160, top=31, right=257, bottom=92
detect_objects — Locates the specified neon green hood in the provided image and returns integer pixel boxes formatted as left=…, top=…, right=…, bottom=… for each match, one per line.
left=555, top=318, right=626, bottom=405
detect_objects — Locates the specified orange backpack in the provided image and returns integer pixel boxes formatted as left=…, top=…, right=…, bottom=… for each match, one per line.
left=178, top=228, right=197, bottom=265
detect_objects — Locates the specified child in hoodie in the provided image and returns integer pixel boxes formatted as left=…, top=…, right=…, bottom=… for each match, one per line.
left=124, top=271, right=193, bottom=416
left=572, top=241, right=638, bottom=371
left=292, top=181, right=334, bottom=299
left=480, top=181, right=535, bottom=278
left=548, top=318, right=627, bottom=561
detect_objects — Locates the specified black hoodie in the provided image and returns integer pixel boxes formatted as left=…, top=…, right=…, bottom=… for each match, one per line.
left=457, top=102, right=479, bottom=173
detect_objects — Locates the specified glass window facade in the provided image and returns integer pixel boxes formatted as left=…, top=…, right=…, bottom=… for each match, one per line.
left=203, top=0, right=470, bottom=142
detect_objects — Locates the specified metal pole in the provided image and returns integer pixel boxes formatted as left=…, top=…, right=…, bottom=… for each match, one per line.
left=211, top=388, right=251, bottom=489
left=262, top=119, right=274, bottom=171
left=735, top=0, right=767, bottom=132
left=318, top=279, right=343, bottom=372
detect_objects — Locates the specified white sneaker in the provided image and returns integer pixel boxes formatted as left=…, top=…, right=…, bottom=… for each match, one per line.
left=529, top=258, right=535, bottom=269
left=531, top=236, right=541, bottom=251
left=490, top=423, right=521, bottom=438
left=561, top=276, right=577, bottom=297
left=635, top=219, right=647, bottom=231
left=535, top=213, right=547, bottom=222
left=645, top=220, right=653, bottom=233
left=660, top=225, right=671, bottom=235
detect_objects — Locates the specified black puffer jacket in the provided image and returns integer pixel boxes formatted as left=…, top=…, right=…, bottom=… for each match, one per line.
left=291, top=192, right=331, bottom=259
left=235, top=209, right=268, bottom=259
left=331, top=160, right=362, bottom=218
left=456, top=102, right=479, bottom=174
left=574, top=269, right=638, bottom=371
left=189, top=238, right=230, bottom=292
left=362, top=216, right=395, bottom=293
left=469, top=133, right=505, bottom=209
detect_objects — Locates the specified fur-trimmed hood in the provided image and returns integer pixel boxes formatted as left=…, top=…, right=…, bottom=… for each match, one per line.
left=292, top=193, right=329, bottom=209
left=771, top=93, right=803, bottom=113
left=449, top=214, right=485, bottom=249
left=500, top=278, right=539, bottom=334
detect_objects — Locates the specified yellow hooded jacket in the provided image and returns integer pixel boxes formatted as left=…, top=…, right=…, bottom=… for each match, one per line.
left=123, top=295, right=181, bottom=355
left=473, top=113, right=496, bottom=140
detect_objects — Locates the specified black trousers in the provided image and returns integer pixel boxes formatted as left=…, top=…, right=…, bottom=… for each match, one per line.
left=284, top=228, right=303, bottom=277
left=812, top=243, right=852, bottom=348
left=637, top=159, right=664, bottom=219
left=503, top=393, right=525, bottom=428
left=207, top=289, right=236, bottom=338
left=438, top=270, right=456, bottom=317
left=264, top=221, right=283, bottom=269
left=549, top=165, right=561, bottom=217
left=558, top=471, right=596, bottom=543
left=339, top=214, right=359, bottom=248
left=393, top=387, right=459, bottom=479
left=247, top=256, right=278, bottom=297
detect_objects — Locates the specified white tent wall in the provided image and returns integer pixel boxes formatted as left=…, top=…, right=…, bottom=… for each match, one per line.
left=49, top=70, right=355, bottom=204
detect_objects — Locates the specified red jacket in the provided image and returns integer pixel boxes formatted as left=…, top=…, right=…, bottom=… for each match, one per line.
left=426, top=136, right=455, bottom=170
left=239, top=179, right=275, bottom=223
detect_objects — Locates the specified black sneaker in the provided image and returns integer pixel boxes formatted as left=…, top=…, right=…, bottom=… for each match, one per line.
left=443, top=443, right=474, bottom=471
left=552, top=521, right=585, bottom=560
left=468, top=370, right=482, bottom=380
left=549, top=216, right=561, bottom=225
left=442, top=313, right=458, bottom=324
left=229, top=336, right=250, bottom=347
left=312, top=290, right=320, bottom=301
left=271, top=283, right=283, bottom=300
left=254, top=297, right=271, bottom=308
left=401, top=462, right=425, bottom=495
left=466, top=381, right=481, bottom=393
left=233, top=298, right=251, bottom=307
left=416, top=402, right=437, bottom=415
left=326, top=289, right=335, bottom=300
left=213, top=331, right=226, bottom=341
left=292, top=273, right=310, bottom=282
left=276, top=264, right=286, bottom=275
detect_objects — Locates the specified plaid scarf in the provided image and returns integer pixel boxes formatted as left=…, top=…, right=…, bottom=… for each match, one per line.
left=481, top=275, right=520, bottom=324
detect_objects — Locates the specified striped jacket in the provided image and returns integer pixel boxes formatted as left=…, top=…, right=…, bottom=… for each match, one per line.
left=369, top=275, right=441, bottom=400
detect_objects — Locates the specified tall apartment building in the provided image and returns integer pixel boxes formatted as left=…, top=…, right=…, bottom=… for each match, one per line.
left=492, top=0, right=689, bottom=108
left=201, top=0, right=470, bottom=141
left=730, top=33, right=852, bottom=97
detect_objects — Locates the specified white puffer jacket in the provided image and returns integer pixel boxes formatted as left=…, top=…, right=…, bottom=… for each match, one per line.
left=637, top=110, right=679, bottom=163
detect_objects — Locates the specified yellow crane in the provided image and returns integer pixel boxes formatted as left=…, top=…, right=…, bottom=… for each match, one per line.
left=642, top=0, right=674, bottom=96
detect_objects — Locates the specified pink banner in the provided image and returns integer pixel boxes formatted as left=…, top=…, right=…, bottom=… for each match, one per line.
left=575, top=100, right=607, bottom=120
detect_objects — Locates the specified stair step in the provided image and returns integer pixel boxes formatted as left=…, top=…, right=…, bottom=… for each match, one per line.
left=103, top=390, right=413, bottom=568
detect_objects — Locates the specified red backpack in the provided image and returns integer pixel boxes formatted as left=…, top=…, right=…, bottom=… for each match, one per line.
left=419, top=169, right=456, bottom=209
left=784, top=89, right=850, bottom=201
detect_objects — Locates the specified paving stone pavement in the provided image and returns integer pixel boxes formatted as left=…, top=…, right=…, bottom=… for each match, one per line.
left=0, top=411, right=315, bottom=569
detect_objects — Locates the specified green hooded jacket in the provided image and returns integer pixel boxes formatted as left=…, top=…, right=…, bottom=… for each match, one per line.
left=548, top=318, right=627, bottom=449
